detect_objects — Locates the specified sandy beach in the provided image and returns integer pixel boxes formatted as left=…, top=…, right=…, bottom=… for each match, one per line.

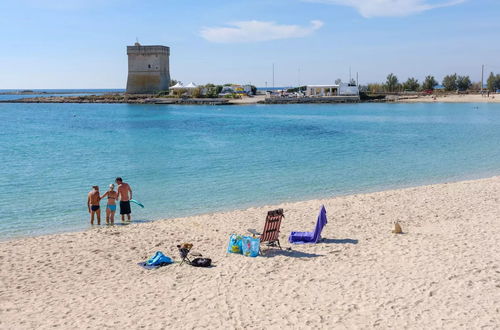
left=1, top=177, right=499, bottom=329
left=398, top=93, right=500, bottom=103
left=228, top=94, right=267, bottom=104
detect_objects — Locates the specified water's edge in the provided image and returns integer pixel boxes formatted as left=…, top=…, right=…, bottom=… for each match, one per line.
left=2, top=173, right=497, bottom=243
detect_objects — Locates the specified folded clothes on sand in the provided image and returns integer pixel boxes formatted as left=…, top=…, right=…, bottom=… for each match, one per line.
left=289, top=205, right=327, bottom=244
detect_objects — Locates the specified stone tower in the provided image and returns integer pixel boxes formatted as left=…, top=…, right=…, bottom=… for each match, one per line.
left=126, top=43, right=170, bottom=94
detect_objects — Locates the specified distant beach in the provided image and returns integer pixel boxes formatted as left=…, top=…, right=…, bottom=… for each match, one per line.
left=1, top=176, right=499, bottom=328
left=397, top=94, right=500, bottom=103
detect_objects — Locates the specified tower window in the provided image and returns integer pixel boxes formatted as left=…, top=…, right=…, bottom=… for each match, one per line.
left=148, top=64, right=151, bottom=69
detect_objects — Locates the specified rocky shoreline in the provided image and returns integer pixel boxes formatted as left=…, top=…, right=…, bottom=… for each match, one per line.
left=4, top=93, right=497, bottom=105
left=1, top=94, right=364, bottom=105
left=261, top=96, right=361, bottom=104
left=0, top=94, right=232, bottom=105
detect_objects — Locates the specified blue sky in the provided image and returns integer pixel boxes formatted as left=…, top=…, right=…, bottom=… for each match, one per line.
left=0, top=0, right=499, bottom=88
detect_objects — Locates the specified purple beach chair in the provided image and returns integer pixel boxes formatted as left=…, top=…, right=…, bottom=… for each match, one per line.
left=289, top=205, right=327, bottom=244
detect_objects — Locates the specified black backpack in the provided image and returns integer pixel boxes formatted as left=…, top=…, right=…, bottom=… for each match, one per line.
left=190, top=258, right=212, bottom=267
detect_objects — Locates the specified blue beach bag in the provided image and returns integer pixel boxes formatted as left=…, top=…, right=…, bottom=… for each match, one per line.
left=242, top=236, right=260, bottom=257
left=146, top=251, right=173, bottom=266
left=227, top=234, right=243, bottom=254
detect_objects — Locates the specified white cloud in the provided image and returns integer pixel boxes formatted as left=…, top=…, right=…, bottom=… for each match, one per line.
left=305, top=0, right=465, bottom=17
left=200, top=20, right=324, bottom=43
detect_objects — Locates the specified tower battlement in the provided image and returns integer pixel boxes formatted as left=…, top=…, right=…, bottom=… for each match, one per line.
left=126, top=45, right=170, bottom=56
left=126, top=43, right=170, bottom=94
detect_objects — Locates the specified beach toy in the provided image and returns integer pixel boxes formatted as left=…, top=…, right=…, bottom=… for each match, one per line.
left=130, top=199, right=144, bottom=208
left=392, top=222, right=403, bottom=234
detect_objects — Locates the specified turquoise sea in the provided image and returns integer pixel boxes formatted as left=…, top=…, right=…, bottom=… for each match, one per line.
left=1, top=102, right=500, bottom=240
left=0, top=89, right=123, bottom=101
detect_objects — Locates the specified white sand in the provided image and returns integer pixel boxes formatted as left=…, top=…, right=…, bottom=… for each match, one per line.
left=398, top=94, right=500, bottom=103
left=228, top=93, right=500, bottom=104
left=228, top=94, right=266, bottom=104
left=1, top=177, right=499, bottom=329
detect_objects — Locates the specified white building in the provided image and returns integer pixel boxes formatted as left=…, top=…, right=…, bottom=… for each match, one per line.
left=339, top=83, right=360, bottom=96
left=306, top=83, right=359, bottom=97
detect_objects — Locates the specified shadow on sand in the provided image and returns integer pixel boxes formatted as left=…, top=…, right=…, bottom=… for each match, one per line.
left=321, top=238, right=359, bottom=245
left=261, top=248, right=323, bottom=259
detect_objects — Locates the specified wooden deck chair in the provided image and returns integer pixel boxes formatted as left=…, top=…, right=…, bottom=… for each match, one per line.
left=248, top=208, right=284, bottom=254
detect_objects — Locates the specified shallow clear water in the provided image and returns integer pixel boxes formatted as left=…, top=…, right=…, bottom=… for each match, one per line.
left=1, top=102, right=499, bottom=239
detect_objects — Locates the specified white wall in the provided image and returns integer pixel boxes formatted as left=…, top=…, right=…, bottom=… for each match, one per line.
left=339, top=83, right=359, bottom=96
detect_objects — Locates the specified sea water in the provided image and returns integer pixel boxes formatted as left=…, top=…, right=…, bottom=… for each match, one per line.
left=0, top=89, right=124, bottom=101
left=1, top=102, right=500, bottom=239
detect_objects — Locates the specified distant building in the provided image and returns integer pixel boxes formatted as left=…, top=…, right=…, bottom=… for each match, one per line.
left=306, top=83, right=359, bottom=97
left=126, top=43, right=170, bottom=94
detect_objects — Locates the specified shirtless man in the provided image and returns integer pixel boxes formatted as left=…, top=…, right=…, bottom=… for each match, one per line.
left=116, top=177, right=132, bottom=222
left=87, top=185, right=101, bottom=225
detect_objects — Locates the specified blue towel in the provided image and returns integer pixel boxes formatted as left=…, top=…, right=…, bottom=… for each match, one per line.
left=289, top=205, right=327, bottom=244
left=138, top=251, right=173, bottom=269
left=137, top=262, right=169, bottom=270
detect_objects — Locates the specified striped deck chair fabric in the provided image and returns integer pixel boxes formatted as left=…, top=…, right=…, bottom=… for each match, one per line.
left=260, top=208, right=284, bottom=250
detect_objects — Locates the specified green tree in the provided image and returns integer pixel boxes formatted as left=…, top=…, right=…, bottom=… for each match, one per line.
left=486, top=72, right=500, bottom=92
left=442, top=74, right=458, bottom=91
left=169, top=79, right=179, bottom=87
left=385, top=73, right=399, bottom=92
left=192, top=87, right=202, bottom=98
left=456, top=75, right=471, bottom=91
left=367, top=83, right=384, bottom=93
left=421, top=75, right=438, bottom=91
left=203, top=83, right=223, bottom=98
left=172, top=88, right=186, bottom=97
left=402, top=77, right=420, bottom=91
left=487, top=72, right=495, bottom=91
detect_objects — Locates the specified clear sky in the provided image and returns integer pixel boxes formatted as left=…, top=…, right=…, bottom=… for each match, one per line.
left=0, top=0, right=499, bottom=89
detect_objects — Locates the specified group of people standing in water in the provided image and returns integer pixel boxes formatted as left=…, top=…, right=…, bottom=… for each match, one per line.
left=87, top=177, right=133, bottom=225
